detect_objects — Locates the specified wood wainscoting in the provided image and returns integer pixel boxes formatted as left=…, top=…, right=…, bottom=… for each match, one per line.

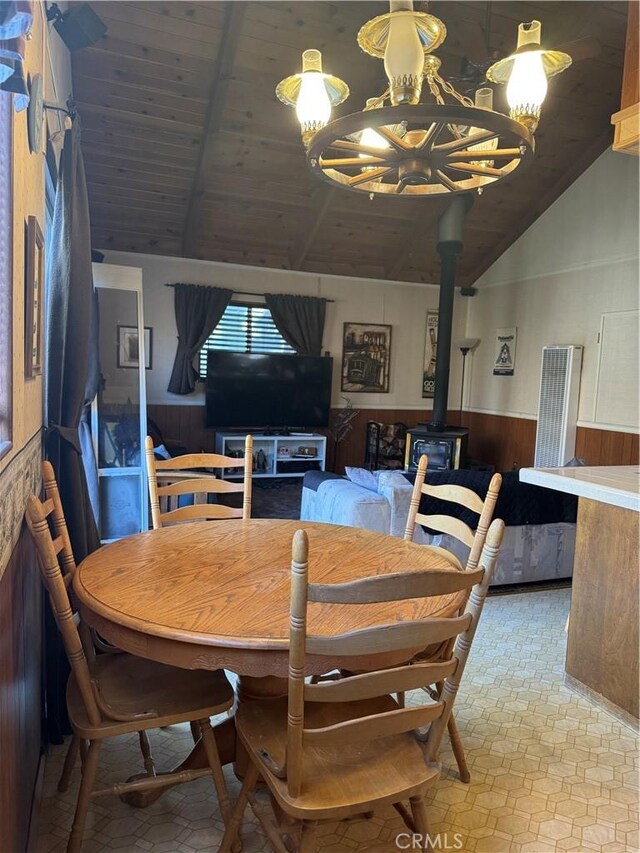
left=147, top=404, right=639, bottom=474
left=0, top=526, right=43, bottom=853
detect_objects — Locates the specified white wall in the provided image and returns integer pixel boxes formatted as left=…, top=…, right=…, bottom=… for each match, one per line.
left=100, top=251, right=468, bottom=411
left=464, top=148, right=640, bottom=431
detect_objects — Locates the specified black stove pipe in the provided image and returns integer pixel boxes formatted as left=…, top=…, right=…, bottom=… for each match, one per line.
left=427, top=193, right=474, bottom=432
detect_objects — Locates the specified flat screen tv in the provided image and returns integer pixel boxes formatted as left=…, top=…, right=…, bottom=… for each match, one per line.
left=205, top=351, right=333, bottom=429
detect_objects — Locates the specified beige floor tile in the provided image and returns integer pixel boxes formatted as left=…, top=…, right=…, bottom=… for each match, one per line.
left=35, top=589, right=638, bottom=853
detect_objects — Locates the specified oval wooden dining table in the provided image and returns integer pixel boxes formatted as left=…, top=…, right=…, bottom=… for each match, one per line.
left=74, top=519, right=462, bottom=806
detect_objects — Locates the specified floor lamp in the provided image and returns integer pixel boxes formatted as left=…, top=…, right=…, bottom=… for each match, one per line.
left=456, top=338, right=479, bottom=425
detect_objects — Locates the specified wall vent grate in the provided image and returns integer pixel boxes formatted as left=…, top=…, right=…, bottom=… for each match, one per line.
left=534, top=346, right=583, bottom=468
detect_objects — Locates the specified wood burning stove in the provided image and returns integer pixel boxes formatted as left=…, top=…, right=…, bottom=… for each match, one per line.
left=405, top=426, right=469, bottom=472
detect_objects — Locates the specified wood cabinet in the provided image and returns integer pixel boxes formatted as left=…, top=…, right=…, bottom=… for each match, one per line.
left=611, top=1, right=639, bottom=154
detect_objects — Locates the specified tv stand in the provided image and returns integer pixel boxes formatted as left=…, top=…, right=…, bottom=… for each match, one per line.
left=215, top=433, right=327, bottom=479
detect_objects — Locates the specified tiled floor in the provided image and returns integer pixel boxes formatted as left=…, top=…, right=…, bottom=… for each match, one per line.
left=36, top=589, right=639, bottom=853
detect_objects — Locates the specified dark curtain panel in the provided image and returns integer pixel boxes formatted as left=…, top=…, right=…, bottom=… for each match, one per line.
left=265, top=294, right=327, bottom=356
left=45, top=123, right=100, bottom=743
left=167, top=284, right=232, bottom=394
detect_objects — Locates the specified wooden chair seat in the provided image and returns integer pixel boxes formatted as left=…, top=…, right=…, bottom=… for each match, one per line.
left=67, top=654, right=234, bottom=739
left=236, top=695, right=439, bottom=821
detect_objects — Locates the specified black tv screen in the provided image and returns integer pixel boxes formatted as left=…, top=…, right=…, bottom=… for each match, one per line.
left=205, top=351, right=333, bottom=429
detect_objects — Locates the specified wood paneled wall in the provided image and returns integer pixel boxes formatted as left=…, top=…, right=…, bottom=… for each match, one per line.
left=0, top=527, right=42, bottom=853
left=148, top=403, right=639, bottom=473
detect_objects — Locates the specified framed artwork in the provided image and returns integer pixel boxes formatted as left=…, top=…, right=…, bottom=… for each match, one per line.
left=422, top=309, right=438, bottom=398
left=341, top=322, right=391, bottom=393
left=25, top=215, right=44, bottom=378
left=493, top=328, right=517, bottom=376
left=117, top=325, right=153, bottom=370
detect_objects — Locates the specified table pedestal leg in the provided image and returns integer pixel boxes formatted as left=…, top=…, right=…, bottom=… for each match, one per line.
left=120, top=674, right=287, bottom=807
left=234, top=675, right=288, bottom=778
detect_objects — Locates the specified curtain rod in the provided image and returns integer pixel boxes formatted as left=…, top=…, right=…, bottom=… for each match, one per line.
left=165, top=284, right=334, bottom=303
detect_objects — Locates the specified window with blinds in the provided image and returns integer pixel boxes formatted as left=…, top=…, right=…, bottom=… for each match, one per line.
left=199, top=302, right=294, bottom=375
left=0, top=92, right=12, bottom=458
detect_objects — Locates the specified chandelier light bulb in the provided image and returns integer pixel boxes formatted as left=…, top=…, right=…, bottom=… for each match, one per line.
left=384, top=0, right=424, bottom=105
left=295, top=49, right=332, bottom=138
left=505, top=21, right=548, bottom=131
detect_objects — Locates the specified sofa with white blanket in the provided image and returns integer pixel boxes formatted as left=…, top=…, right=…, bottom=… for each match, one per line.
left=300, top=468, right=578, bottom=586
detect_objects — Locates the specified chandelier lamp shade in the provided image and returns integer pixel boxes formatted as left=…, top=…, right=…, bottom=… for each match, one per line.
left=275, top=2, right=572, bottom=198
left=486, top=20, right=572, bottom=132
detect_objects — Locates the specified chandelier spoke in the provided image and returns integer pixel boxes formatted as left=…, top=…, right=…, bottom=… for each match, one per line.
left=328, top=139, right=400, bottom=159
left=446, top=162, right=505, bottom=178
left=346, top=166, right=394, bottom=187
left=374, top=125, right=414, bottom=153
left=416, top=122, right=446, bottom=152
left=444, top=148, right=522, bottom=161
left=434, top=130, right=500, bottom=155
left=435, top=170, right=459, bottom=192
left=319, top=156, right=390, bottom=168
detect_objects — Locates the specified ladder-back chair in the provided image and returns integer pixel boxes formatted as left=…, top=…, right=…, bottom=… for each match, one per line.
left=219, top=520, right=504, bottom=853
left=403, top=454, right=502, bottom=783
left=145, top=434, right=253, bottom=528
left=25, top=492, right=237, bottom=853
left=404, top=454, right=502, bottom=572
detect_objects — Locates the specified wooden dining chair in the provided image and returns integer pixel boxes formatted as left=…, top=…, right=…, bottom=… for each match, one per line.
left=219, top=520, right=504, bottom=853
left=403, top=454, right=502, bottom=783
left=404, top=454, right=503, bottom=572
left=25, top=492, right=237, bottom=853
left=145, top=434, right=253, bottom=529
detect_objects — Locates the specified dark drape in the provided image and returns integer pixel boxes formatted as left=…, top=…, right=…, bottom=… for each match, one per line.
left=45, top=122, right=100, bottom=743
left=167, top=284, right=232, bottom=394
left=265, top=293, right=327, bottom=356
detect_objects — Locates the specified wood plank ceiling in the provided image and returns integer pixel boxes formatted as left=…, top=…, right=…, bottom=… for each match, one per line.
left=70, top=1, right=628, bottom=287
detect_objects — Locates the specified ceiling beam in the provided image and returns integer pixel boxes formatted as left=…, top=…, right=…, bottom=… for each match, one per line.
left=289, top=186, right=336, bottom=270
left=181, top=1, right=247, bottom=258
left=468, top=127, right=613, bottom=287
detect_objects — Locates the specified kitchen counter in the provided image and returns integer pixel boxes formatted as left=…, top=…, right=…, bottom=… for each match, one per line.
left=520, top=465, right=639, bottom=723
left=520, top=465, right=639, bottom=512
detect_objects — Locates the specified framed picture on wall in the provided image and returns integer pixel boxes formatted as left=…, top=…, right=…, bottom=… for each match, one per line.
left=422, top=309, right=438, bottom=398
left=117, top=325, right=153, bottom=370
left=25, top=215, right=44, bottom=378
left=341, top=322, right=391, bottom=393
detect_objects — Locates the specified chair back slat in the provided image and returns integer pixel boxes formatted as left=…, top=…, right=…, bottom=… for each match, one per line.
left=404, top=454, right=502, bottom=574
left=152, top=452, right=246, bottom=470
left=303, top=702, right=444, bottom=748
left=306, top=614, right=472, bottom=656
left=156, top=478, right=245, bottom=497
left=158, top=504, right=244, bottom=524
left=284, top=523, right=504, bottom=798
left=308, top=567, right=484, bottom=604
left=412, top=513, right=476, bottom=549
left=305, top=659, right=457, bottom=703
left=25, top=494, right=102, bottom=726
left=145, top=435, right=253, bottom=528
left=421, top=483, right=485, bottom=514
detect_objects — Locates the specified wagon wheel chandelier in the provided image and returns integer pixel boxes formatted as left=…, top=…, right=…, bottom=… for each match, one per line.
left=276, top=1, right=571, bottom=198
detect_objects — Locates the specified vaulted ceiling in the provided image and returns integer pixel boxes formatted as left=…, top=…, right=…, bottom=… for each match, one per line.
left=70, top=1, right=628, bottom=287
